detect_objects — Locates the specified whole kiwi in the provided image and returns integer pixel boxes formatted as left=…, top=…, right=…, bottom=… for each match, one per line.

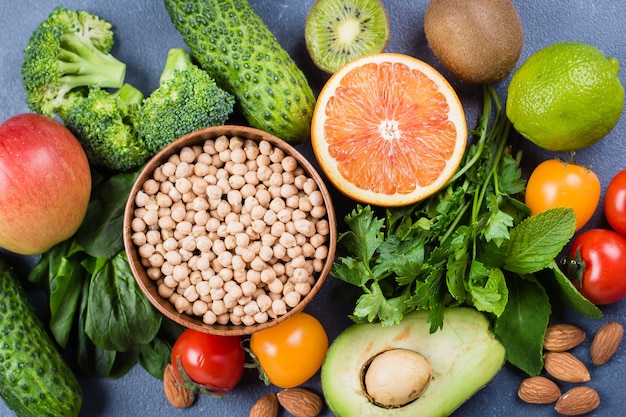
left=423, top=0, right=524, bottom=84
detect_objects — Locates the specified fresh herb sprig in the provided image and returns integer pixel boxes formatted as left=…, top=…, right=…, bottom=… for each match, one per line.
left=332, top=85, right=602, bottom=375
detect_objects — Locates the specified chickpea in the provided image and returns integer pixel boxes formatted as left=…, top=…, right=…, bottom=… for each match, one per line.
left=173, top=264, right=190, bottom=282
left=271, top=298, right=288, bottom=316
left=210, top=288, right=226, bottom=301
left=203, top=310, right=218, bottom=325
left=256, top=293, right=272, bottom=312
left=241, top=280, right=257, bottom=297
left=196, top=281, right=211, bottom=296
left=295, top=282, right=312, bottom=296
left=256, top=165, right=272, bottom=182
left=192, top=300, right=208, bottom=316
left=267, top=276, right=284, bottom=294
left=212, top=299, right=227, bottom=316
left=174, top=296, right=191, bottom=313
left=284, top=291, right=301, bottom=308
left=281, top=155, right=298, bottom=172
left=158, top=283, right=175, bottom=298
left=183, top=285, right=199, bottom=303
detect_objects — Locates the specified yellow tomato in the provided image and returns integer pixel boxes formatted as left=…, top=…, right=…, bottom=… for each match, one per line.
left=525, top=159, right=600, bottom=231
left=250, top=312, right=328, bottom=388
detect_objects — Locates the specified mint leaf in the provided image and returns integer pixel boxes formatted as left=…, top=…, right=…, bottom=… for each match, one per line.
left=494, top=274, right=551, bottom=376
left=504, top=207, right=576, bottom=274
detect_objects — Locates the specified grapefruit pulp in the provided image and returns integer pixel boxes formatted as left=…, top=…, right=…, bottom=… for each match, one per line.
left=311, top=53, right=467, bottom=207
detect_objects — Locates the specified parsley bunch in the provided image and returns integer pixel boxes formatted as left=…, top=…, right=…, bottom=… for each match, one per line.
left=332, top=85, right=601, bottom=375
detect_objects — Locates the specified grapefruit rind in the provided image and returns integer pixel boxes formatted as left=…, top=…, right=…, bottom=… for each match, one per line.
left=311, top=53, right=467, bottom=207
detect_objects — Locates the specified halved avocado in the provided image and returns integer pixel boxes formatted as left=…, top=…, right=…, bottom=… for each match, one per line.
left=321, top=307, right=505, bottom=416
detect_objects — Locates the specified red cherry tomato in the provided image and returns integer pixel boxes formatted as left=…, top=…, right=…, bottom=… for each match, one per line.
left=525, top=159, right=600, bottom=231
left=604, top=168, right=626, bottom=236
left=250, top=312, right=328, bottom=388
left=171, top=329, right=245, bottom=393
left=567, top=229, right=626, bottom=305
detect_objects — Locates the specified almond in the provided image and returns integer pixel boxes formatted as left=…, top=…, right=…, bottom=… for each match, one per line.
left=163, top=363, right=196, bottom=409
left=544, top=351, right=590, bottom=383
left=518, top=376, right=561, bottom=404
left=555, top=386, right=600, bottom=416
left=544, top=323, right=586, bottom=352
left=277, top=388, right=324, bottom=417
left=590, top=321, right=624, bottom=366
left=249, top=393, right=279, bottom=417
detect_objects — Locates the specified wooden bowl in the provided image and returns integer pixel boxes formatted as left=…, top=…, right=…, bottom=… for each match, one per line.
left=123, top=125, right=336, bottom=336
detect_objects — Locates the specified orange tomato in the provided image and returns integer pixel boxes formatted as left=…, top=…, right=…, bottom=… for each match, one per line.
left=525, top=159, right=600, bottom=231
left=250, top=312, right=328, bottom=388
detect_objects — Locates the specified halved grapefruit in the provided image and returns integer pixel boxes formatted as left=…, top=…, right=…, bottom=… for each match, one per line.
left=311, top=53, right=467, bottom=207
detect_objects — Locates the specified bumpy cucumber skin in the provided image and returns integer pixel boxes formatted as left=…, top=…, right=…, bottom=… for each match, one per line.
left=0, top=255, right=81, bottom=417
left=164, top=0, right=316, bottom=143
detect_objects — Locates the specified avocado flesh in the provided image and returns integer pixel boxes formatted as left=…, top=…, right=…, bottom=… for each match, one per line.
left=321, top=307, right=505, bottom=417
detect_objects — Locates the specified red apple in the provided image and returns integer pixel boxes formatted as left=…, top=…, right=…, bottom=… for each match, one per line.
left=0, top=113, right=92, bottom=255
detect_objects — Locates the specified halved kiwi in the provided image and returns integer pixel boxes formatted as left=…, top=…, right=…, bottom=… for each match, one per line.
left=304, top=0, right=390, bottom=74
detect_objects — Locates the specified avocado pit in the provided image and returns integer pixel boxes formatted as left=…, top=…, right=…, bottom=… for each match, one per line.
left=363, top=348, right=432, bottom=408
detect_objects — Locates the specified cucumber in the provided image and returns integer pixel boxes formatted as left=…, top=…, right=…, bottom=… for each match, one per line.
left=164, top=0, right=316, bottom=144
left=0, top=254, right=82, bottom=417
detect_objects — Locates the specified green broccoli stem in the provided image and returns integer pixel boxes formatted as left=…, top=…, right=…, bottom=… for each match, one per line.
left=113, top=84, right=144, bottom=106
left=159, top=48, right=192, bottom=83
left=58, top=32, right=126, bottom=89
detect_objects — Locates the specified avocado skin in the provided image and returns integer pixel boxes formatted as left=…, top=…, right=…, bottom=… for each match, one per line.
left=0, top=254, right=82, bottom=417
left=321, top=307, right=505, bottom=417
left=164, top=0, right=316, bottom=144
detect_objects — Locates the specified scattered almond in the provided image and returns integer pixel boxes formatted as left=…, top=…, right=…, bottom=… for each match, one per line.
left=544, top=323, right=586, bottom=352
left=555, top=386, right=600, bottom=416
left=277, top=388, right=324, bottom=417
left=518, top=376, right=561, bottom=404
left=249, top=393, right=279, bottom=417
left=590, top=321, right=624, bottom=366
left=163, top=363, right=196, bottom=409
left=544, top=351, right=590, bottom=383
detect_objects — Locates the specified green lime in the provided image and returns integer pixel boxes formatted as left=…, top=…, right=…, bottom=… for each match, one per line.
left=506, top=41, right=624, bottom=151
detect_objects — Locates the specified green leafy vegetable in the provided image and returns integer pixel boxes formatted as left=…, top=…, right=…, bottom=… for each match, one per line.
left=494, top=274, right=551, bottom=375
left=28, top=170, right=180, bottom=380
left=85, top=252, right=161, bottom=351
left=331, top=85, right=588, bottom=375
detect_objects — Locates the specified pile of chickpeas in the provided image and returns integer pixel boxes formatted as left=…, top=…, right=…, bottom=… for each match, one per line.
left=129, top=135, right=331, bottom=327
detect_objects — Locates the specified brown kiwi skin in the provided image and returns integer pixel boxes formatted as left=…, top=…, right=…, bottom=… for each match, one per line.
left=424, top=0, right=524, bottom=84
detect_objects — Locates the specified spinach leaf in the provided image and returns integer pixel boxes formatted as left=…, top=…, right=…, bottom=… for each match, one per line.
left=76, top=170, right=139, bottom=259
left=77, top=277, right=118, bottom=378
left=494, top=273, right=551, bottom=376
left=85, top=251, right=162, bottom=352
left=28, top=239, right=86, bottom=347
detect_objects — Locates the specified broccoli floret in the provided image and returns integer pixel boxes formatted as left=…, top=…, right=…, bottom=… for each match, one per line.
left=22, top=7, right=126, bottom=116
left=59, top=84, right=151, bottom=172
left=135, top=48, right=235, bottom=154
